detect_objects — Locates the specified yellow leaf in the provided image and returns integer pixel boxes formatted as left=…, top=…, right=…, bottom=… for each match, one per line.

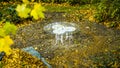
left=2, top=46, right=12, bottom=55
left=30, top=3, right=45, bottom=20
left=34, top=3, right=45, bottom=11
left=38, top=12, right=45, bottom=18
left=22, top=0, right=29, bottom=3
left=0, top=38, right=5, bottom=51
left=31, top=9, right=39, bottom=20
left=0, top=36, right=13, bottom=55
left=31, top=0, right=35, bottom=2
left=16, top=4, right=31, bottom=18
left=4, top=36, right=14, bottom=45
left=0, top=28, right=6, bottom=37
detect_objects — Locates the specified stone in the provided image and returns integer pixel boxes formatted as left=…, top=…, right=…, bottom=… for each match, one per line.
left=22, top=46, right=52, bottom=68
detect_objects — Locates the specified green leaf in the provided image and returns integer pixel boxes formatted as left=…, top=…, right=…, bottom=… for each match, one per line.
left=3, top=22, right=17, bottom=35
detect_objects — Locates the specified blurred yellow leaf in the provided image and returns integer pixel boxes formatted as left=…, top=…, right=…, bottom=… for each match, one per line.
left=16, top=4, right=31, bottom=18
left=0, top=38, right=5, bottom=50
left=30, top=3, right=45, bottom=20
left=22, top=0, right=29, bottom=3
left=31, top=9, right=38, bottom=19
left=0, top=36, right=13, bottom=55
left=0, top=28, right=6, bottom=37
left=4, top=36, right=14, bottom=45
left=2, top=46, right=12, bottom=55
left=31, top=0, right=35, bottom=2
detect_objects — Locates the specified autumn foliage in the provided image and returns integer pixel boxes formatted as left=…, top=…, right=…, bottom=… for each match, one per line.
left=0, top=22, right=17, bottom=55
left=16, top=0, right=45, bottom=20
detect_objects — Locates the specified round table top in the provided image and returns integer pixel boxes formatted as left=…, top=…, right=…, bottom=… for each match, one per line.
left=44, top=22, right=79, bottom=35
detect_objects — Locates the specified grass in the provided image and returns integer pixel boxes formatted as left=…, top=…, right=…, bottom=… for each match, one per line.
left=43, top=3, right=97, bottom=12
left=43, top=3, right=81, bottom=12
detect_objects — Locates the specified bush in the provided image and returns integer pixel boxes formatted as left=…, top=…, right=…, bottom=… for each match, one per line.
left=95, top=0, right=120, bottom=22
left=40, top=0, right=101, bottom=5
left=0, top=3, right=21, bottom=24
left=0, top=0, right=21, bottom=2
left=90, top=0, right=101, bottom=4
left=0, top=0, right=102, bottom=5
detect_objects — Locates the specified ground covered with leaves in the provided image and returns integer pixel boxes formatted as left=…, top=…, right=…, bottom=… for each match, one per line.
left=11, top=12, right=120, bottom=67
left=0, top=49, right=47, bottom=68
left=0, top=2, right=120, bottom=68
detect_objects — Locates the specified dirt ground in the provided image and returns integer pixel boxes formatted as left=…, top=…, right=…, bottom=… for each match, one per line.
left=11, top=12, right=120, bottom=68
